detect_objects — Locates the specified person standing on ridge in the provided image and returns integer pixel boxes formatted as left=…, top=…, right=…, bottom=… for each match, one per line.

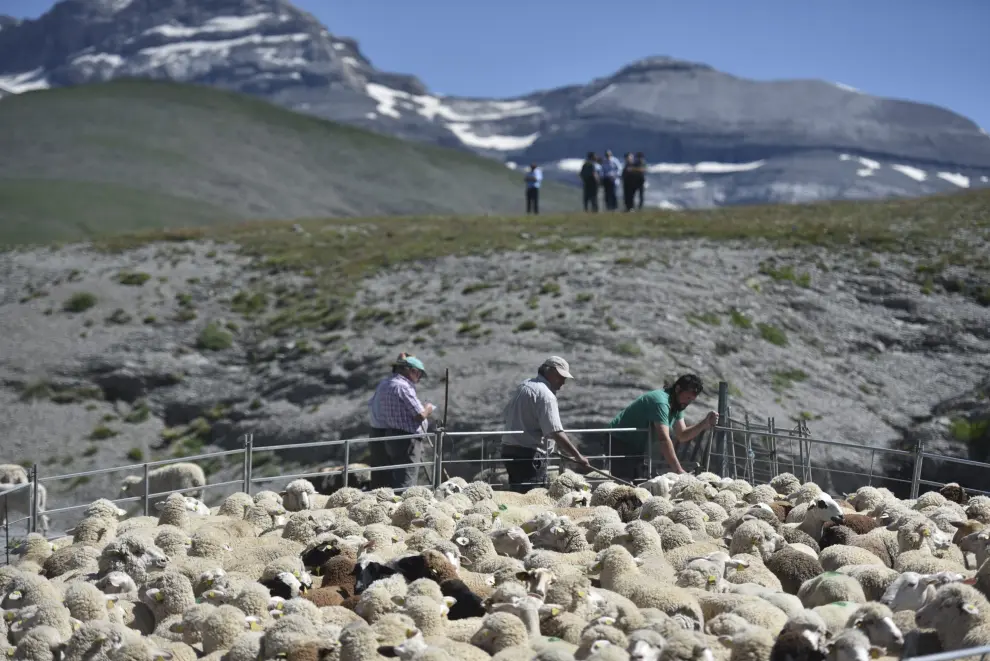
left=500, top=356, right=592, bottom=491
left=631, top=151, right=648, bottom=210
left=601, top=149, right=623, bottom=211
left=368, top=353, right=435, bottom=489
left=605, top=374, right=718, bottom=482
left=621, top=152, right=637, bottom=212
left=579, top=152, right=602, bottom=212
left=524, top=163, right=542, bottom=214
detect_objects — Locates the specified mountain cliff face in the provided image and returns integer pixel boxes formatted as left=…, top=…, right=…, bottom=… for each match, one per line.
left=2, top=0, right=990, bottom=209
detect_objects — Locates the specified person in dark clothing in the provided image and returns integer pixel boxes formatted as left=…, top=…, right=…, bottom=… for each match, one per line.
left=579, top=152, right=601, bottom=212
left=632, top=152, right=647, bottom=209
left=524, top=163, right=542, bottom=214
left=621, top=152, right=636, bottom=212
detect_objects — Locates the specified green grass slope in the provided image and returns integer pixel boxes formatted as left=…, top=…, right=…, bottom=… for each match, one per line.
left=0, top=79, right=576, bottom=245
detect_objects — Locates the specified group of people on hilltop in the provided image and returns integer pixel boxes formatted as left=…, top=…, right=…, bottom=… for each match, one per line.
left=367, top=353, right=718, bottom=492
left=523, top=150, right=648, bottom=215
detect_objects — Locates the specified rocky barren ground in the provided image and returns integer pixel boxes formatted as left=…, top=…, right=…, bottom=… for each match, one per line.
left=1, top=192, right=989, bottom=535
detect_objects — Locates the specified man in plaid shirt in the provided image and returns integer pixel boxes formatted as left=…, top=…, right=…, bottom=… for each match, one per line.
left=368, top=353, right=435, bottom=489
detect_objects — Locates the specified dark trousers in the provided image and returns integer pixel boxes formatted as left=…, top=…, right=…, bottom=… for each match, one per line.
left=501, top=444, right=547, bottom=493
left=582, top=183, right=599, bottom=212
left=635, top=182, right=645, bottom=209
left=622, top=178, right=636, bottom=211
left=368, top=427, right=430, bottom=490
left=603, top=178, right=618, bottom=210
left=602, top=433, right=649, bottom=484
left=526, top=187, right=539, bottom=214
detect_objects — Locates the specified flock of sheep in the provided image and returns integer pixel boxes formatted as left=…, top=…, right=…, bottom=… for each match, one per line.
left=3, top=462, right=990, bottom=661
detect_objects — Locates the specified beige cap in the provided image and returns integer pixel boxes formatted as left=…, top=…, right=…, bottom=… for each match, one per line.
left=541, top=355, right=574, bottom=379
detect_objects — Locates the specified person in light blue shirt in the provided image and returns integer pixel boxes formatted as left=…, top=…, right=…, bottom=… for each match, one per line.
left=601, top=149, right=623, bottom=211
left=524, top=163, right=542, bottom=214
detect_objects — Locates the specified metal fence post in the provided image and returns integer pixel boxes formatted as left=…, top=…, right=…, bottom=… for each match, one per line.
left=433, top=431, right=444, bottom=489
left=30, top=464, right=39, bottom=534
left=717, top=382, right=729, bottom=478
left=242, top=435, right=249, bottom=494
left=910, top=438, right=924, bottom=499
left=142, top=462, right=151, bottom=515
left=245, top=434, right=254, bottom=495
left=342, top=439, right=350, bottom=488
left=4, top=495, right=10, bottom=564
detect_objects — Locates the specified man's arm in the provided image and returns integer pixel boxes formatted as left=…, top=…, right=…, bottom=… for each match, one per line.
left=397, top=387, right=434, bottom=424
left=537, top=396, right=591, bottom=468
left=673, top=411, right=719, bottom=442
left=653, top=422, right=684, bottom=474
left=549, top=431, right=590, bottom=469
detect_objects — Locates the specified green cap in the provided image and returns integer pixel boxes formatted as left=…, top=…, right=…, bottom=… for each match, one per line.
left=395, top=354, right=427, bottom=376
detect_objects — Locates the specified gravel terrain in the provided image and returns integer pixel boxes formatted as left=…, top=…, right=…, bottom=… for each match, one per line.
left=1, top=234, right=989, bottom=536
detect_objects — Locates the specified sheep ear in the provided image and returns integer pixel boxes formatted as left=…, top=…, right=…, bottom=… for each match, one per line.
left=442, top=596, right=457, bottom=609
left=515, top=571, right=530, bottom=581
left=377, top=646, right=398, bottom=658
left=950, top=521, right=965, bottom=529
left=410, top=518, right=426, bottom=528
left=405, top=628, right=417, bottom=639
left=717, top=635, right=733, bottom=647
left=455, top=537, right=469, bottom=546
left=391, top=595, right=406, bottom=606
left=154, top=502, right=164, bottom=512
left=869, top=647, right=884, bottom=659
left=962, top=602, right=980, bottom=615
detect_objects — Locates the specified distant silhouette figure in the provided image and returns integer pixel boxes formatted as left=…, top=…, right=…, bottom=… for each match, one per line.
left=524, top=163, right=542, bottom=214
left=579, top=152, right=602, bottom=212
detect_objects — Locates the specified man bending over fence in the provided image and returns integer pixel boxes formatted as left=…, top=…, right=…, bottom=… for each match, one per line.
left=605, top=373, right=718, bottom=481
left=368, top=353, right=436, bottom=490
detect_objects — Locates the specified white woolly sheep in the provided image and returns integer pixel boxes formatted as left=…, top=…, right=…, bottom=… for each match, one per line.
left=119, top=463, right=207, bottom=502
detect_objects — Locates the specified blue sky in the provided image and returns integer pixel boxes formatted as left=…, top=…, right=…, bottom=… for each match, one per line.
left=9, top=0, right=990, bottom=129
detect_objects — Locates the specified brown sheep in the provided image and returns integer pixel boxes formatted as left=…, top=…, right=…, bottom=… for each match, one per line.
left=840, top=513, right=879, bottom=535
left=302, top=585, right=350, bottom=607
left=769, top=501, right=792, bottom=522
left=766, top=546, right=824, bottom=595
left=940, top=482, right=969, bottom=505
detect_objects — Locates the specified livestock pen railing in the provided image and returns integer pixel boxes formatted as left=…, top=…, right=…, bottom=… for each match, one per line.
left=5, top=381, right=990, bottom=550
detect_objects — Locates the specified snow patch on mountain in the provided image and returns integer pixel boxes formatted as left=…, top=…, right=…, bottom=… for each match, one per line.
left=143, top=13, right=279, bottom=39
left=891, top=164, right=927, bottom=182
left=0, top=69, right=50, bottom=93
left=937, top=172, right=970, bottom=188
left=446, top=124, right=539, bottom=151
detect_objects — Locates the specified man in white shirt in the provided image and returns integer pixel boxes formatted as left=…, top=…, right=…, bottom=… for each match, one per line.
left=500, top=356, right=591, bottom=491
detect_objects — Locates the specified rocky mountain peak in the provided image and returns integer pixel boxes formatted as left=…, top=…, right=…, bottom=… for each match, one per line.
left=615, top=55, right=714, bottom=75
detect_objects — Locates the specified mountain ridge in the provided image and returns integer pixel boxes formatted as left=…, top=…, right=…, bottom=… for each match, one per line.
left=1, top=0, right=990, bottom=209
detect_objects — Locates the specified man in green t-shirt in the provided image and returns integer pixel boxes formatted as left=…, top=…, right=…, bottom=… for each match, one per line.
left=606, top=374, right=718, bottom=481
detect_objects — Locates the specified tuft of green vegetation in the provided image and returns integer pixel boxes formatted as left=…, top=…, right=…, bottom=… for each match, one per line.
left=615, top=341, right=643, bottom=357
left=575, top=292, right=594, bottom=303
left=196, top=321, right=234, bottom=351
left=230, top=290, right=267, bottom=316
left=89, top=424, right=118, bottom=440
left=411, top=318, right=434, bottom=331
left=19, top=380, right=103, bottom=404
left=514, top=320, right=537, bottom=332
left=462, top=282, right=495, bottom=295
left=605, top=317, right=620, bottom=331
left=950, top=417, right=990, bottom=444
left=758, top=261, right=813, bottom=287
left=457, top=321, right=482, bottom=336
left=116, top=271, right=151, bottom=286
left=82, top=445, right=98, bottom=457
left=758, top=323, right=789, bottom=347
left=539, top=281, right=561, bottom=297
left=126, top=448, right=144, bottom=462
left=63, top=292, right=97, bottom=313
left=729, top=308, right=753, bottom=329
left=771, top=368, right=809, bottom=392
left=124, top=400, right=151, bottom=424
left=105, top=308, right=132, bottom=325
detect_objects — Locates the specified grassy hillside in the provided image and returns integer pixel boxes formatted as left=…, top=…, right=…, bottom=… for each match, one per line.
left=0, top=79, right=576, bottom=245
left=97, top=188, right=990, bottom=327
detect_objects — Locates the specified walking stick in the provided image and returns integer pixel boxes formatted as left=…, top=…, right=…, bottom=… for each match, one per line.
left=550, top=450, right=637, bottom=488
